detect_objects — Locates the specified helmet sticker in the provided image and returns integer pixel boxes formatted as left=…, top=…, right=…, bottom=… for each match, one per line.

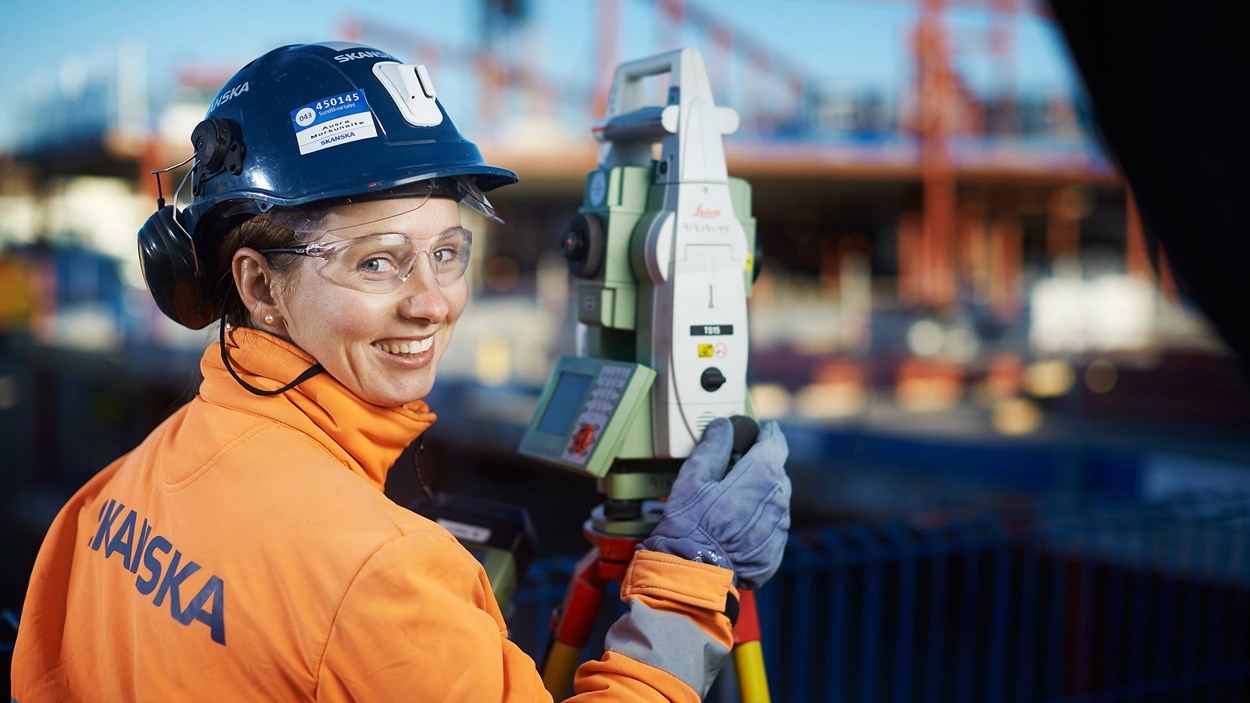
left=289, top=90, right=379, bottom=156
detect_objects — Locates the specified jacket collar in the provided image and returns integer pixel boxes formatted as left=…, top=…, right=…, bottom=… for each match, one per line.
left=199, top=326, right=435, bottom=491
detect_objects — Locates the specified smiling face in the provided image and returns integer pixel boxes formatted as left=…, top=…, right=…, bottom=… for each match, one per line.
left=267, top=196, right=468, bottom=407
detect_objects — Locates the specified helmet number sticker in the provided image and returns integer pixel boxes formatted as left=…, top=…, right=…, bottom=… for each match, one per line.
left=290, top=90, right=379, bottom=155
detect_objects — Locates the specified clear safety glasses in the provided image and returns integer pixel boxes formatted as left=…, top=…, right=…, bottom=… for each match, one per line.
left=259, top=227, right=473, bottom=292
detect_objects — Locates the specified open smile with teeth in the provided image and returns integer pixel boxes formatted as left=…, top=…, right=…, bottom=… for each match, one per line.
left=373, top=338, right=434, bottom=356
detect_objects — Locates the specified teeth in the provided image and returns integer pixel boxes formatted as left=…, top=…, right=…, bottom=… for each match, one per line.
left=375, top=338, right=433, bottom=355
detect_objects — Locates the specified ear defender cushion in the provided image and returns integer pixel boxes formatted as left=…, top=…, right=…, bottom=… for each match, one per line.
left=137, top=206, right=218, bottom=330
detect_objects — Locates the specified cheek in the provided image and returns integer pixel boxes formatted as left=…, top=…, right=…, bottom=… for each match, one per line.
left=446, top=281, right=469, bottom=323
left=314, top=303, right=372, bottom=341
left=284, top=275, right=383, bottom=343
left=437, top=283, right=469, bottom=347
left=324, top=297, right=392, bottom=343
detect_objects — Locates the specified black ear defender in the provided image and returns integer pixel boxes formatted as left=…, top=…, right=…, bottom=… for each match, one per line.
left=138, top=118, right=246, bottom=330
left=138, top=204, right=216, bottom=329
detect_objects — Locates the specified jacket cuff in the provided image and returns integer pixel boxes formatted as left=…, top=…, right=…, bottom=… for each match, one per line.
left=624, top=549, right=736, bottom=613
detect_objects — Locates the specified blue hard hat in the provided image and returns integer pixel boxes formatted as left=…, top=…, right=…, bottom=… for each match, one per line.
left=183, top=41, right=517, bottom=242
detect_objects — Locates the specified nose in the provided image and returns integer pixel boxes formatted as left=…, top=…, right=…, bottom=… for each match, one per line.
left=397, top=253, right=451, bottom=322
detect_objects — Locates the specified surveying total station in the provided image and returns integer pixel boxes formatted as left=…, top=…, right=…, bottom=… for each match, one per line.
left=518, top=48, right=770, bottom=700
left=520, top=47, right=755, bottom=478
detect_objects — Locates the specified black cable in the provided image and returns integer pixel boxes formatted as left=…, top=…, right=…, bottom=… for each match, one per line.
left=218, top=316, right=324, bottom=397
left=155, top=171, right=166, bottom=210
left=410, top=435, right=435, bottom=502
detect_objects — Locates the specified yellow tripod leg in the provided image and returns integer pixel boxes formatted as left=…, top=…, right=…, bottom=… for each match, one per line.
left=543, top=641, right=582, bottom=699
left=730, top=590, right=769, bottom=702
left=732, top=641, right=770, bottom=703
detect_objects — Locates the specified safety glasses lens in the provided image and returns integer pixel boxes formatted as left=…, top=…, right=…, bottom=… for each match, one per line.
left=318, top=229, right=471, bottom=292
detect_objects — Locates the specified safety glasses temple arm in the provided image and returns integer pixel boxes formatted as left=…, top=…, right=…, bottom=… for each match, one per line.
left=257, top=246, right=316, bottom=256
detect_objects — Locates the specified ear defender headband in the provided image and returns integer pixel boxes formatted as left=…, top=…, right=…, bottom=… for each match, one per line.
left=137, top=117, right=246, bottom=330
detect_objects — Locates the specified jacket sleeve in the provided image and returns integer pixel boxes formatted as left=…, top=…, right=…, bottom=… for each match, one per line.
left=570, top=550, right=737, bottom=702
left=316, top=530, right=550, bottom=701
left=316, top=533, right=736, bottom=702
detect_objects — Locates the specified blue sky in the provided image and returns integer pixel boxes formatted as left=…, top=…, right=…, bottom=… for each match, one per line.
left=0, top=0, right=1079, bottom=147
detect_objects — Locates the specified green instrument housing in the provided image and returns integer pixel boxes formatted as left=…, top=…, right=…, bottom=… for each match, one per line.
left=518, top=164, right=756, bottom=485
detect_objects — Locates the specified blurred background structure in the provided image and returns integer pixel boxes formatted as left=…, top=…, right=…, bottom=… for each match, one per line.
left=3, top=0, right=1248, bottom=699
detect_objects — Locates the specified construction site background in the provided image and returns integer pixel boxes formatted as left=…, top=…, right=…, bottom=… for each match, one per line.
left=3, top=1, right=1248, bottom=698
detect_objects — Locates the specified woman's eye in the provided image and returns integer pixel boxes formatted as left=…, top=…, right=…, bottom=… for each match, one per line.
left=359, top=255, right=398, bottom=273
left=432, top=247, right=459, bottom=264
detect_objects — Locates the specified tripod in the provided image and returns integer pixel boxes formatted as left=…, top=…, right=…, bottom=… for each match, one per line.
left=539, top=465, right=771, bottom=702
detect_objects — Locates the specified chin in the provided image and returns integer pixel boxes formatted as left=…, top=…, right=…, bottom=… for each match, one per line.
left=364, top=378, right=437, bottom=408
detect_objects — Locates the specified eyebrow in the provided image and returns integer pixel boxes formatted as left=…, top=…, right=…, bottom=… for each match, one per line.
left=359, top=225, right=471, bottom=241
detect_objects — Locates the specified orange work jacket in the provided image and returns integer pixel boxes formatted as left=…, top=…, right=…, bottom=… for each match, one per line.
left=12, top=328, right=736, bottom=701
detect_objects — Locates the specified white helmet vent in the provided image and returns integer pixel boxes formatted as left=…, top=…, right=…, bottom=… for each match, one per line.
left=372, top=62, right=444, bottom=128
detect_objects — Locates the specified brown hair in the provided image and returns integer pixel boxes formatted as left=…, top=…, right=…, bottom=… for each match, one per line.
left=215, top=216, right=301, bottom=327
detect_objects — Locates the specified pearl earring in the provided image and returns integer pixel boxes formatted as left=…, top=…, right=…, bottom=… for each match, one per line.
left=263, top=315, right=275, bottom=325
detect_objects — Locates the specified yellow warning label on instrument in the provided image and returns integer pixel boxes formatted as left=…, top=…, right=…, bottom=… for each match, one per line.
left=698, top=344, right=714, bottom=358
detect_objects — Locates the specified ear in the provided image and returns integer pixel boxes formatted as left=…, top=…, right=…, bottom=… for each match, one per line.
left=232, top=248, right=283, bottom=329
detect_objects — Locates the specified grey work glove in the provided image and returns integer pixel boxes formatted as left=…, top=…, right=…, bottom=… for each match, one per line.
left=640, top=417, right=792, bottom=589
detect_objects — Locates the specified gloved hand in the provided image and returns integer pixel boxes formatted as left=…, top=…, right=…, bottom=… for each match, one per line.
left=640, top=417, right=791, bottom=589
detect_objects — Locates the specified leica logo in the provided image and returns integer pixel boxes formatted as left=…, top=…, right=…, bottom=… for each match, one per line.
left=693, top=204, right=721, bottom=219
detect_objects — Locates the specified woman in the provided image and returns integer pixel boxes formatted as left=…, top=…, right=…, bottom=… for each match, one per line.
left=11, top=42, right=790, bottom=701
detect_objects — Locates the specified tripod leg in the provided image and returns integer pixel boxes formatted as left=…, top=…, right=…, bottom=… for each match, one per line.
left=541, top=549, right=607, bottom=698
left=543, top=641, right=584, bottom=698
left=731, top=590, right=770, bottom=703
